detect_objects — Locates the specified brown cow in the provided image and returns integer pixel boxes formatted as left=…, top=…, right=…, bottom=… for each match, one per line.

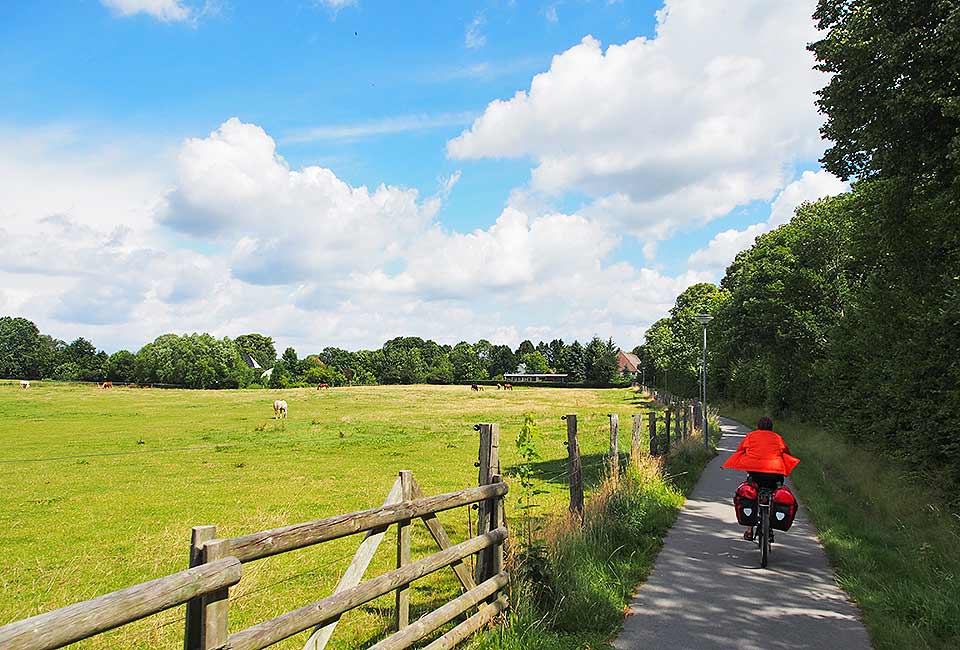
left=100, top=382, right=113, bottom=389
left=504, top=383, right=513, bottom=391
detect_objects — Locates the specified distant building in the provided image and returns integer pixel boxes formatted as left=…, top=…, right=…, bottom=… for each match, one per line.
left=241, top=352, right=262, bottom=370
left=503, top=373, right=569, bottom=383
left=617, top=349, right=641, bottom=374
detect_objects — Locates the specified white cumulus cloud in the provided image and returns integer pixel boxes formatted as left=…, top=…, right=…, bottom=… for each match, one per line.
left=687, top=170, right=849, bottom=271
left=449, top=0, right=825, bottom=245
left=160, top=118, right=439, bottom=285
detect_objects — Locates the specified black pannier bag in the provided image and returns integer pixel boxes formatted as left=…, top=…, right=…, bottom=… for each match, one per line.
left=734, top=480, right=758, bottom=526
left=771, top=485, right=798, bottom=531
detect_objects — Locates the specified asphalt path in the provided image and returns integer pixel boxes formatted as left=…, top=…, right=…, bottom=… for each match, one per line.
left=613, top=416, right=872, bottom=650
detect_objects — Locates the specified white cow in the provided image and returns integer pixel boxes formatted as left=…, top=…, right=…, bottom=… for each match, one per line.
left=19, top=380, right=30, bottom=389
left=273, top=399, right=288, bottom=419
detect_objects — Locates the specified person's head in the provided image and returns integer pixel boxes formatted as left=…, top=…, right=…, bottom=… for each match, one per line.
left=757, top=416, right=773, bottom=431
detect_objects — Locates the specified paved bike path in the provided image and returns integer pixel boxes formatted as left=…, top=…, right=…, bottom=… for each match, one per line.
left=613, top=417, right=872, bottom=650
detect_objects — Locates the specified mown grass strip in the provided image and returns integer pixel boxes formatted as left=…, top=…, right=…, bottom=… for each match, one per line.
left=722, top=404, right=960, bottom=650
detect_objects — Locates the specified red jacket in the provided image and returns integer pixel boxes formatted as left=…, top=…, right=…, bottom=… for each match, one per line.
left=722, top=429, right=800, bottom=475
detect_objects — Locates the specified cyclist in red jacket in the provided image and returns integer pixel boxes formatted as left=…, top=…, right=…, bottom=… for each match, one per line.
left=722, top=416, right=799, bottom=540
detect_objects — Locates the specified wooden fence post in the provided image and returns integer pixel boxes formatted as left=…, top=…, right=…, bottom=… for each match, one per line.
left=664, top=410, right=672, bottom=455
left=648, top=412, right=657, bottom=456
left=395, top=470, right=413, bottom=631
left=675, top=404, right=683, bottom=442
left=184, top=525, right=216, bottom=650
left=485, top=473, right=504, bottom=589
left=475, top=424, right=500, bottom=583
left=631, top=414, right=642, bottom=467
left=200, top=539, right=230, bottom=650
left=563, top=415, right=584, bottom=520
left=608, top=414, right=619, bottom=483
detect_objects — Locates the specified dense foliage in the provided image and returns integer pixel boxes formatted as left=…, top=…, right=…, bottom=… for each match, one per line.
left=641, top=0, right=960, bottom=493
left=0, top=316, right=632, bottom=388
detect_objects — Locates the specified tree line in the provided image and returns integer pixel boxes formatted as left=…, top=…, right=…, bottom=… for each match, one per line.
left=0, top=317, right=631, bottom=389
left=639, top=0, right=960, bottom=493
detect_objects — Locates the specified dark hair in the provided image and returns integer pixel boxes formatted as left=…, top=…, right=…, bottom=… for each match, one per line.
left=757, top=416, right=773, bottom=430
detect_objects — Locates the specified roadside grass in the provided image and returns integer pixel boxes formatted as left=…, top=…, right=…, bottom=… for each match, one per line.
left=470, top=434, right=714, bottom=649
left=721, top=404, right=960, bottom=650
left=0, top=382, right=649, bottom=649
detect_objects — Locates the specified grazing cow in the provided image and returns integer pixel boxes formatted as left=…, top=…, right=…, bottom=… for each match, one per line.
left=317, top=383, right=329, bottom=390
left=273, top=399, right=288, bottom=419
left=504, top=383, right=513, bottom=391
left=19, top=380, right=30, bottom=389
left=101, top=381, right=113, bottom=389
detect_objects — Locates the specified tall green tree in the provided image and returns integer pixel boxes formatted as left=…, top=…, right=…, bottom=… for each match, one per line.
left=584, top=337, right=619, bottom=386
left=515, top=340, right=535, bottom=358
left=519, top=351, right=550, bottom=375
left=806, top=0, right=960, bottom=486
left=564, top=341, right=586, bottom=383
left=0, top=317, right=46, bottom=379
left=487, top=345, right=517, bottom=378
left=106, top=350, right=137, bottom=383
left=450, top=342, right=487, bottom=381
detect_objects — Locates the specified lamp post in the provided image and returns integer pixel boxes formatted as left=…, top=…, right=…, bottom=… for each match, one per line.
left=695, top=314, right=714, bottom=451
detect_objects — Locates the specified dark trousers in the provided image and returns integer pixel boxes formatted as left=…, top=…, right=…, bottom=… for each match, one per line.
left=747, top=472, right=784, bottom=489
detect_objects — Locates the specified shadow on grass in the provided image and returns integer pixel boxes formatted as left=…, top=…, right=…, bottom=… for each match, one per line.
left=504, top=452, right=618, bottom=490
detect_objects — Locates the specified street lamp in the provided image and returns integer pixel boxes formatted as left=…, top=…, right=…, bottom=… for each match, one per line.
left=695, top=314, right=714, bottom=450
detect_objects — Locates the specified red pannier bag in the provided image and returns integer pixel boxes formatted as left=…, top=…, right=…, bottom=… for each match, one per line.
left=734, top=481, right=758, bottom=526
left=771, top=485, right=798, bottom=531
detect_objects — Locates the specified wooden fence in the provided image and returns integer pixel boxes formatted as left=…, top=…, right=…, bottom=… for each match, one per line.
left=0, top=425, right=509, bottom=650
left=561, top=398, right=702, bottom=519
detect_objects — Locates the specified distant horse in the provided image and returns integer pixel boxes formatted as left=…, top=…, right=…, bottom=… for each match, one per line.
left=503, top=383, right=513, bottom=391
left=101, top=382, right=113, bottom=389
left=471, top=384, right=484, bottom=392
left=496, top=383, right=502, bottom=390
left=273, top=399, right=288, bottom=418
left=19, top=380, right=30, bottom=389
left=317, top=383, right=329, bottom=390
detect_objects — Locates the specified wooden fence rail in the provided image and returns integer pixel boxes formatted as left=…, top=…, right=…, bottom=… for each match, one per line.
left=0, top=558, right=241, bottom=650
left=216, top=482, right=508, bottom=564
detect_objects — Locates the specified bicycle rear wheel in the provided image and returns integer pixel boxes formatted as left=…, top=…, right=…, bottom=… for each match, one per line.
left=760, top=506, right=770, bottom=567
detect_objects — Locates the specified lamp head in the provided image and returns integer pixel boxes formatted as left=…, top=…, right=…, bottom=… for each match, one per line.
left=694, top=314, right=714, bottom=326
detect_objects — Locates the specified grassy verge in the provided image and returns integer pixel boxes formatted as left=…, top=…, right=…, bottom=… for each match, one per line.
left=470, top=435, right=714, bottom=649
left=721, top=404, right=960, bottom=650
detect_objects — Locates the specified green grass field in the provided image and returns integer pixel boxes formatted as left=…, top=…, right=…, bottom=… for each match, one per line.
left=0, top=381, right=651, bottom=649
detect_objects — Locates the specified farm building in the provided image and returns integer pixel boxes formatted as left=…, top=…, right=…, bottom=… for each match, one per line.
left=617, top=349, right=641, bottom=374
left=241, top=352, right=262, bottom=370
left=503, top=373, right=569, bottom=383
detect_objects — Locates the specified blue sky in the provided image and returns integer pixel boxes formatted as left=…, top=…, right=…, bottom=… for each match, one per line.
left=0, top=0, right=846, bottom=353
